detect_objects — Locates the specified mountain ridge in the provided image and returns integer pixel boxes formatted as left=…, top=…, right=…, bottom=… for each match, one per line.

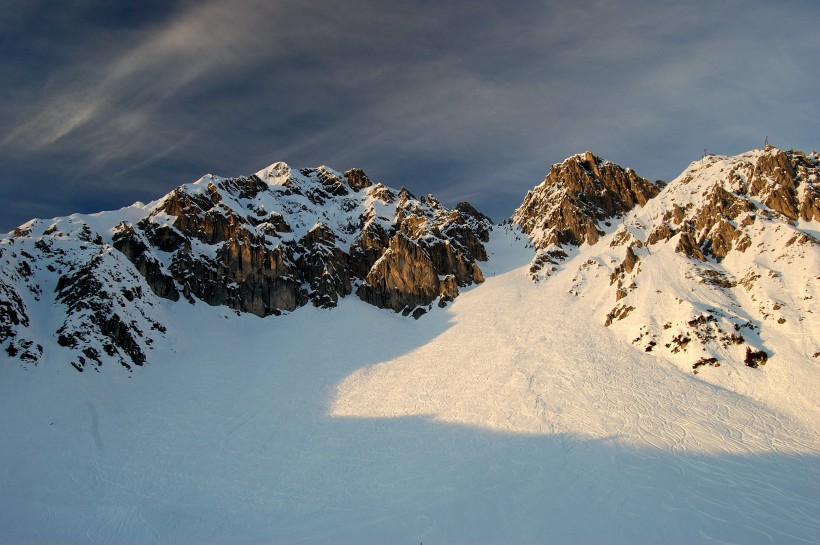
left=1, top=146, right=818, bottom=377
left=2, top=162, right=492, bottom=370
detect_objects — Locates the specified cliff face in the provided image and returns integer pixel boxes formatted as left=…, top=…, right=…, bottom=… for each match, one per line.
left=1, top=163, right=491, bottom=370
left=113, top=164, right=490, bottom=320
left=513, top=151, right=660, bottom=249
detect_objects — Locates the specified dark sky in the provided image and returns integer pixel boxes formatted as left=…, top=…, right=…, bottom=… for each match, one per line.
left=1, top=0, right=818, bottom=232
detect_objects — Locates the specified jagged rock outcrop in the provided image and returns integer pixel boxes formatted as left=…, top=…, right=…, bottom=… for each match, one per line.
left=638, top=148, right=819, bottom=263
left=4, top=147, right=814, bottom=376
left=1, top=162, right=491, bottom=370
left=748, top=147, right=820, bottom=221
left=513, top=151, right=660, bottom=249
left=0, top=268, right=36, bottom=362
left=512, top=152, right=660, bottom=280
left=54, top=249, right=164, bottom=371
left=357, top=233, right=441, bottom=314
left=111, top=223, right=180, bottom=301
left=110, top=164, right=490, bottom=318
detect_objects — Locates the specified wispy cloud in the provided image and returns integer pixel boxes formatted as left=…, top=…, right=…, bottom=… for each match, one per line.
left=0, top=0, right=818, bottom=232
left=3, top=0, right=308, bottom=163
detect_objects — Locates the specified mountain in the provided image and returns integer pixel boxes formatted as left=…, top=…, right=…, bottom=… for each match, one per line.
left=1, top=164, right=491, bottom=371
left=513, top=150, right=661, bottom=250
left=0, top=147, right=818, bottom=544
left=512, top=147, right=819, bottom=380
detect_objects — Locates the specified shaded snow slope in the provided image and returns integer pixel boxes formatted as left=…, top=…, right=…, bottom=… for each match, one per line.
left=0, top=228, right=817, bottom=544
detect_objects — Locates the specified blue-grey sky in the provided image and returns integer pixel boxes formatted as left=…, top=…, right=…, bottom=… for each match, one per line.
left=1, top=0, right=817, bottom=232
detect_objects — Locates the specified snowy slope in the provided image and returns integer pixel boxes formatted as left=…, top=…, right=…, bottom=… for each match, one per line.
left=509, top=147, right=820, bottom=419
left=589, top=149, right=819, bottom=415
left=334, top=227, right=820, bottom=438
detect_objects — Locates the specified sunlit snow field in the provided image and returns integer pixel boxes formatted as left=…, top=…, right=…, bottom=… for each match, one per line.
left=1, top=230, right=818, bottom=544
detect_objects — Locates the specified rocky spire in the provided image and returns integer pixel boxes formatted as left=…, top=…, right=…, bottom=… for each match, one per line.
left=513, top=151, right=660, bottom=249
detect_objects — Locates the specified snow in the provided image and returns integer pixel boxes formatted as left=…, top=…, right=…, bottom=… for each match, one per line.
left=1, top=227, right=818, bottom=544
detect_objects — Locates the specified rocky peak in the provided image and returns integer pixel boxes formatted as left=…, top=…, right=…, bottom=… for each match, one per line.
left=502, top=146, right=818, bottom=379
left=748, top=148, right=819, bottom=222
left=120, top=164, right=492, bottom=319
left=344, top=168, right=373, bottom=191
left=511, top=152, right=660, bottom=281
left=512, top=152, right=660, bottom=250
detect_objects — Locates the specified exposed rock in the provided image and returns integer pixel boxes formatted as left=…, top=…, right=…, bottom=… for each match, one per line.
left=528, top=248, right=568, bottom=281
left=1, top=242, right=43, bottom=366
left=745, top=347, right=768, bottom=368
left=662, top=204, right=688, bottom=225
left=455, top=201, right=493, bottom=242
left=704, top=219, right=739, bottom=260
left=513, top=152, right=660, bottom=250
left=674, top=224, right=706, bottom=262
left=53, top=247, right=166, bottom=371
left=622, top=245, right=639, bottom=273
left=344, top=168, right=373, bottom=191
left=0, top=278, right=27, bottom=342
left=298, top=223, right=352, bottom=308
left=605, top=304, right=635, bottom=326
left=659, top=148, right=819, bottom=263
left=610, top=245, right=640, bottom=287
left=692, top=357, right=719, bottom=372
left=1, top=160, right=491, bottom=371
left=354, top=221, right=485, bottom=313
left=647, top=223, right=675, bottom=245
left=750, top=150, right=799, bottom=220
left=698, top=268, right=736, bottom=289
left=112, top=223, right=180, bottom=301
left=799, top=183, right=820, bottom=222
left=586, top=147, right=819, bottom=373
left=357, top=233, right=441, bottom=311
left=748, top=149, right=820, bottom=221
left=609, top=226, right=640, bottom=247
left=113, top=164, right=491, bottom=317
left=5, top=147, right=815, bottom=376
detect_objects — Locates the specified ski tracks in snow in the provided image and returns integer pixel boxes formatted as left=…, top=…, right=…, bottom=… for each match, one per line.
left=335, top=260, right=817, bottom=455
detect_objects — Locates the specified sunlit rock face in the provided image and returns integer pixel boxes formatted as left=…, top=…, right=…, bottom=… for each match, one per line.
left=115, top=166, right=491, bottom=318
left=513, top=151, right=661, bottom=249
